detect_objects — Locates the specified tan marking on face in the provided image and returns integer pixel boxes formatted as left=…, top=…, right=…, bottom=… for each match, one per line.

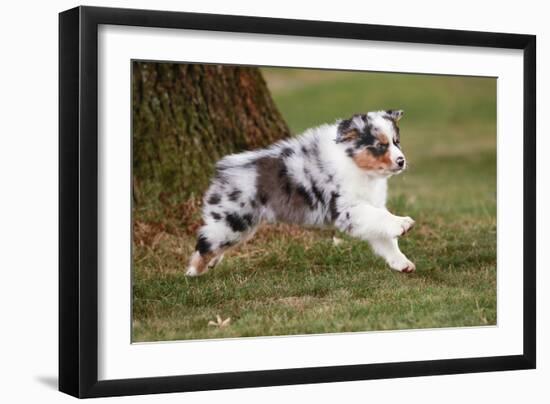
left=353, top=150, right=380, bottom=170
left=379, top=150, right=393, bottom=167
left=352, top=133, right=393, bottom=171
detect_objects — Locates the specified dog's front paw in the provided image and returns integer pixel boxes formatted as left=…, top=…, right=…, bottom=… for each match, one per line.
left=399, top=216, right=415, bottom=236
left=388, top=256, right=416, bottom=273
left=389, top=216, right=415, bottom=238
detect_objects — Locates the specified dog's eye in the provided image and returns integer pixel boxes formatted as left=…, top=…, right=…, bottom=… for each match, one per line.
left=377, top=143, right=388, bottom=151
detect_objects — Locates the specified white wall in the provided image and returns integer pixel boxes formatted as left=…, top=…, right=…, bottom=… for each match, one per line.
left=0, top=0, right=546, bottom=402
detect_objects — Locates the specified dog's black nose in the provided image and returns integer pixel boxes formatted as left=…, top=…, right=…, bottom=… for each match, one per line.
left=396, top=157, right=405, bottom=168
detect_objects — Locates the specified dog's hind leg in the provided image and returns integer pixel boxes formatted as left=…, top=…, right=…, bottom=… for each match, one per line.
left=186, top=233, right=230, bottom=277
left=207, top=253, right=225, bottom=269
left=186, top=213, right=259, bottom=277
left=187, top=249, right=225, bottom=277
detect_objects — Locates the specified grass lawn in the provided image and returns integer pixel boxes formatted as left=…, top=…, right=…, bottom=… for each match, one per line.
left=132, top=68, right=497, bottom=342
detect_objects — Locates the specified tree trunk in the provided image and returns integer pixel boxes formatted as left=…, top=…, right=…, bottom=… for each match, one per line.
left=132, top=62, right=291, bottom=208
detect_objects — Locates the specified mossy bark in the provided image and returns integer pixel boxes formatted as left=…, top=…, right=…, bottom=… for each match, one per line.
left=132, top=62, right=291, bottom=207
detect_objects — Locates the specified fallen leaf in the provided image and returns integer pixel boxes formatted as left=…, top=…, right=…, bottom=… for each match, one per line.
left=208, top=314, right=231, bottom=328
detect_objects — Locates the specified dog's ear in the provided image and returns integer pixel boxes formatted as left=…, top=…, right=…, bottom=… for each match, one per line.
left=386, top=109, right=404, bottom=122
left=335, top=115, right=366, bottom=143
left=336, top=126, right=360, bottom=143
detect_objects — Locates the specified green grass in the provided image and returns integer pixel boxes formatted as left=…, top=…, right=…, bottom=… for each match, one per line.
left=132, top=68, right=496, bottom=342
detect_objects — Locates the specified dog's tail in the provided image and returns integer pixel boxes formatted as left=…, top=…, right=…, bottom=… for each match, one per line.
left=215, top=149, right=273, bottom=171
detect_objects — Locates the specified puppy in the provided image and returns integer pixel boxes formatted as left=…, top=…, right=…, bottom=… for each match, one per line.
left=187, top=110, right=415, bottom=276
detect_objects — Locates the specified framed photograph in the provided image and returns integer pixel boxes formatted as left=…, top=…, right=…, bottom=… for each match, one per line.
left=59, top=6, right=536, bottom=398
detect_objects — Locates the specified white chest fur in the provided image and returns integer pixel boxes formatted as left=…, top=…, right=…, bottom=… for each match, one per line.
left=340, top=174, right=388, bottom=208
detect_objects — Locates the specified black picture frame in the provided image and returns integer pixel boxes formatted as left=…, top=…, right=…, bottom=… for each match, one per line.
left=59, top=5, right=536, bottom=398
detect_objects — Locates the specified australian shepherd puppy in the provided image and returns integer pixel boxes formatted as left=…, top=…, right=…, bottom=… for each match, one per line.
left=187, top=110, right=415, bottom=276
